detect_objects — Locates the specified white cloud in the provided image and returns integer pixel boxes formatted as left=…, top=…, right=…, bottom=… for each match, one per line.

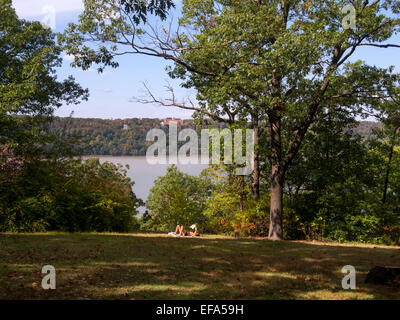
left=13, top=0, right=83, bottom=18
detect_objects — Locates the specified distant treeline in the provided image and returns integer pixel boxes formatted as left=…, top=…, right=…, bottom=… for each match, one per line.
left=50, top=117, right=381, bottom=156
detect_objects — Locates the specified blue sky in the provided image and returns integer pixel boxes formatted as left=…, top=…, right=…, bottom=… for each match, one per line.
left=13, top=0, right=400, bottom=120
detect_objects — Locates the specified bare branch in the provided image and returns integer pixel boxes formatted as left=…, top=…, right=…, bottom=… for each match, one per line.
left=132, top=83, right=235, bottom=124
left=367, top=0, right=380, bottom=7
left=359, top=43, right=400, bottom=49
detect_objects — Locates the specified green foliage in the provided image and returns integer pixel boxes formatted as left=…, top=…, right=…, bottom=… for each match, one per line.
left=0, top=3, right=143, bottom=233
left=58, top=0, right=400, bottom=242
left=139, top=118, right=399, bottom=244
left=0, top=1, right=88, bottom=155
left=2, top=196, right=54, bottom=233
left=59, top=0, right=174, bottom=73
left=145, top=165, right=211, bottom=231
left=4, top=0, right=398, bottom=245
left=202, top=166, right=269, bottom=236
left=49, top=117, right=203, bottom=156
left=203, top=188, right=239, bottom=234
left=198, top=169, right=270, bottom=238
left=0, top=158, right=143, bottom=232
left=282, top=114, right=400, bottom=245
left=232, top=196, right=270, bottom=237
left=48, top=117, right=378, bottom=156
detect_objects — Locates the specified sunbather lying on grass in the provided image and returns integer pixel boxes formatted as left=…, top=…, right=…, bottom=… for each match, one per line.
left=169, top=224, right=200, bottom=237
left=173, top=225, right=188, bottom=236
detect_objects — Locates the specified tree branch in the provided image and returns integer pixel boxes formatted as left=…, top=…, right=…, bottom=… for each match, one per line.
left=132, top=83, right=235, bottom=124
left=359, top=43, right=400, bottom=49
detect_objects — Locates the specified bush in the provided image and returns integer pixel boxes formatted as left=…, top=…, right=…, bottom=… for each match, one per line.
left=231, top=196, right=270, bottom=237
left=145, top=165, right=211, bottom=231
left=0, top=157, right=143, bottom=233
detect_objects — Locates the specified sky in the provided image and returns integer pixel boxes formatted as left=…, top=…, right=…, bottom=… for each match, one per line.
left=12, top=0, right=400, bottom=120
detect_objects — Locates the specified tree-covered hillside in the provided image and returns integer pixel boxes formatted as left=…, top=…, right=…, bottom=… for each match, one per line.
left=50, top=117, right=226, bottom=156
left=50, top=117, right=380, bottom=156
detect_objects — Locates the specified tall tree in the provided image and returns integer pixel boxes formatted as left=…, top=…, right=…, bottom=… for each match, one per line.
left=0, top=0, right=88, bottom=156
left=372, top=84, right=400, bottom=205
left=146, top=165, right=211, bottom=230
left=61, top=0, right=400, bottom=240
left=167, top=0, right=399, bottom=240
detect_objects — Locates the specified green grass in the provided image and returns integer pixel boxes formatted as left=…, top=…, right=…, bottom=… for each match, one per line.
left=0, top=233, right=399, bottom=300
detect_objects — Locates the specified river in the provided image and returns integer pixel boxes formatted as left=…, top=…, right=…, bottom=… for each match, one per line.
left=83, top=156, right=209, bottom=213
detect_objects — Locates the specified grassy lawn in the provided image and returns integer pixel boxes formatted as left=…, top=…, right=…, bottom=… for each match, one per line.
left=0, top=233, right=399, bottom=300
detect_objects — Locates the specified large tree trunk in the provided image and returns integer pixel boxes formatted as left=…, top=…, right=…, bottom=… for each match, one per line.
left=269, top=172, right=284, bottom=240
left=382, top=143, right=394, bottom=205
left=268, top=112, right=284, bottom=240
left=251, top=117, right=260, bottom=200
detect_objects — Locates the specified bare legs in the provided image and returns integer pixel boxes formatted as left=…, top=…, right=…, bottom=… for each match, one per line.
left=172, top=225, right=199, bottom=237
left=174, top=225, right=181, bottom=234
left=174, top=225, right=187, bottom=236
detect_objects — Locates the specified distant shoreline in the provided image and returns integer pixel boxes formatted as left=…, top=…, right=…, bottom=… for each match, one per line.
left=53, top=118, right=381, bottom=157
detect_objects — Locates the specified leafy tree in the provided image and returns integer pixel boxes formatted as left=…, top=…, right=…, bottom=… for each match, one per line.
left=146, top=165, right=211, bottom=231
left=61, top=0, right=400, bottom=240
left=363, top=145, right=400, bottom=244
left=284, top=111, right=373, bottom=240
left=0, top=157, right=143, bottom=232
left=59, top=0, right=175, bottom=73
left=372, top=84, right=400, bottom=205
left=162, top=0, right=400, bottom=240
left=0, top=2, right=145, bottom=233
left=0, top=0, right=88, bottom=155
left=202, top=166, right=269, bottom=236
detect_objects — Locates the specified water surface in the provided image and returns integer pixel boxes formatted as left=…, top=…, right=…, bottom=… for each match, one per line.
left=83, top=156, right=208, bottom=213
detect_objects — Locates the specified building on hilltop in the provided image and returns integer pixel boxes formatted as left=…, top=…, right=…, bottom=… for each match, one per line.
left=161, top=118, right=184, bottom=126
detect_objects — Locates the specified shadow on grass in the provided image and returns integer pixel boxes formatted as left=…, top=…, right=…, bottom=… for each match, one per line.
left=0, top=233, right=399, bottom=300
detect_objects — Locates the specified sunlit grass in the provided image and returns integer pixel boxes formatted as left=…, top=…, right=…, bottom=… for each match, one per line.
left=0, top=232, right=399, bottom=300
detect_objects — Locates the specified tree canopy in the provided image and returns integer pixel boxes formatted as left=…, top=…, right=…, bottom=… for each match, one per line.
left=0, top=1, right=142, bottom=233
left=145, top=165, right=211, bottom=230
left=0, top=0, right=88, bottom=154
left=61, top=0, right=400, bottom=240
